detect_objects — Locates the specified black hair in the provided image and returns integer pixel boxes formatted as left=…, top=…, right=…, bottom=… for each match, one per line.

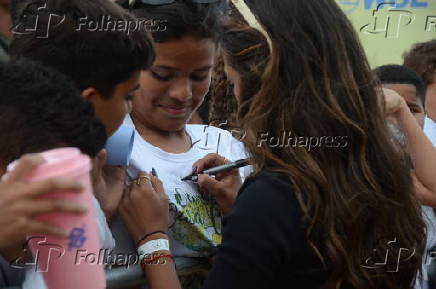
left=374, top=64, right=427, bottom=104
left=0, top=60, right=107, bottom=167
left=9, top=0, right=154, bottom=98
left=118, top=0, right=224, bottom=43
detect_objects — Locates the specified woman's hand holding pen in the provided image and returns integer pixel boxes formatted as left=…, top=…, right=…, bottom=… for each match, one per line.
left=192, top=153, right=242, bottom=216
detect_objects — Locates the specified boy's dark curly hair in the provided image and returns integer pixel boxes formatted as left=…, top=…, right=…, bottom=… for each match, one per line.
left=403, top=40, right=436, bottom=86
left=0, top=60, right=107, bottom=167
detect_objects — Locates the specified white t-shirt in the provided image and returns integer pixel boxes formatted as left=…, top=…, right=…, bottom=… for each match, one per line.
left=424, top=116, right=436, bottom=147
left=112, top=115, right=249, bottom=260
left=22, top=197, right=115, bottom=289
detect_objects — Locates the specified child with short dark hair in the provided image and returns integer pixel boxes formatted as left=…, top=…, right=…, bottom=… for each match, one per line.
left=10, top=0, right=156, bottom=232
left=374, top=64, right=426, bottom=128
left=10, top=0, right=154, bottom=135
left=0, top=61, right=106, bottom=166
left=0, top=60, right=108, bottom=288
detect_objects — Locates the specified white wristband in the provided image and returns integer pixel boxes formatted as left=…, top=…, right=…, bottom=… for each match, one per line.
left=137, top=239, right=170, bottom=259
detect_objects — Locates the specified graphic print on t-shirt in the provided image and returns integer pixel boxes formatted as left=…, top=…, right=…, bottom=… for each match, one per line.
left=123, top=117, right=249, bottom=258
left=168, top=180, right=222, bottom=254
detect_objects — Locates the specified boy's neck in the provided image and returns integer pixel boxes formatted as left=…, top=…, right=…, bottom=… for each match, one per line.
left=131, top=115, right=192, bottom=154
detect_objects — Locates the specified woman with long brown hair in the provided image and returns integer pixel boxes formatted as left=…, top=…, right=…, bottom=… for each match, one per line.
left=119, top=0, right=426, bottom=288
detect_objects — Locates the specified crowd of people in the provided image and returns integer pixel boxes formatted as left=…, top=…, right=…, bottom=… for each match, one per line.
left=0, top=0, right=435, bottom=288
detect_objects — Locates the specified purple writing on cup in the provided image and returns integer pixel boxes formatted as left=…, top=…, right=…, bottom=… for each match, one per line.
left=105, top=125, right=135, bottom=166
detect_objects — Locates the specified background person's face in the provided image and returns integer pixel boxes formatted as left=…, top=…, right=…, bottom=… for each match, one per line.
left=132, top=36, right=216, bottom=132
left=382, top=83, right=425, bottom=128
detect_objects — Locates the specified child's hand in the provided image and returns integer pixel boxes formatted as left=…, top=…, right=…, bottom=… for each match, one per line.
left=382, top=88, right=408, bottom=117
left=120, top=172, right=169, bottom=242
left=0, top=154, right=87, bottom=253
left=91, top=149, right=127, bottom=223
left=192, top=153, right=242, bottom=216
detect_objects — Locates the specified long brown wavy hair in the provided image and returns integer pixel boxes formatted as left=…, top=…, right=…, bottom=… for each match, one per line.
left=240, top=0, right=426, bottom=288
left=209, top=3, right=270, bottom=133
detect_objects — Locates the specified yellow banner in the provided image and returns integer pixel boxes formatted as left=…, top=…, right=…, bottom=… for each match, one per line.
left=234, top=0, right=435, bottom=67
left=336, top=0, right=436, bottom=67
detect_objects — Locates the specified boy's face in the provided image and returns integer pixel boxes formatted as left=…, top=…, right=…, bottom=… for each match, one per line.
left=425, top=74, right=436, bottom=121
left=132, top=36, right=216, bottom=132
left=85, top=71, right=140, bottom=136
left=382, top=83, right=425, bottom=128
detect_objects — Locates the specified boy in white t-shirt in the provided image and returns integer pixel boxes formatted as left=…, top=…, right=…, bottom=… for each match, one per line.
left=127, top=115, right=248, bottom=251
left=112, top=115, right=249, bottom=287
left=109, top=2, right=249, bottom=288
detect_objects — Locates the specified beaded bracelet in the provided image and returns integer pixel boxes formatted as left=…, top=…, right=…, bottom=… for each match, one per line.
left=136, top=230, right=168, bottom=247
left=141, top=253, right=174, bottom=266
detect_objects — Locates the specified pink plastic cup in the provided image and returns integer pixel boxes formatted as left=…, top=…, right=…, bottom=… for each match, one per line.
left=9, top=148, right=106, bottom=289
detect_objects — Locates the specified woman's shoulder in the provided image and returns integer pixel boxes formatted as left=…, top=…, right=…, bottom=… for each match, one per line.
left=240, top=171, right=294, bottom=197
left=232, top=170, right=301, bottom=220
left=224, top=170, right=307, bottom=257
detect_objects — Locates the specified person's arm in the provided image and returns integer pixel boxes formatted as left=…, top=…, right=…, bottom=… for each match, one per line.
left=412, top=173, right=436, bottom=207
left=139, top=233, right=181, bottom=289
left=120, top=171, right=181, bottom=289
left=383, top=88, right=436, bottom=193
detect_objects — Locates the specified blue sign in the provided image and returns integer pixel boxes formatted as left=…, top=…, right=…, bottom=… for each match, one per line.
left=338, top=0, right=428, bottom=14
left=364, top=0, right=428, bottom=9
